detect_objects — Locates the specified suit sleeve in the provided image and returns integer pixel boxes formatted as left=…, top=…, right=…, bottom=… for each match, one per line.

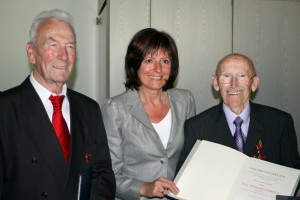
left=280, top=114, right=300, bottom=168
left=278, top=113, right=300, bottom=196
left=0, top=117, right=4, bottom=196
left=101, top=98, right=144, bottom=200
left=175, top=117, right=198, bottom=175
left=186, top=90, right=196, bottom=119
left=175, top=90, right=196, bottom=174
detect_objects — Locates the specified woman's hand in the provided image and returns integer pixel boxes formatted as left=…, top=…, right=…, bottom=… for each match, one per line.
left=139, top=177, right=179, bottom=198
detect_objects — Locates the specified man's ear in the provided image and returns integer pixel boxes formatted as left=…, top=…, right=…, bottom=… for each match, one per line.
left=211, top=75, right=220, bottom=91
left=251, top=76, right=260, bottom=92
left=26, top=42, right=36, bottom=64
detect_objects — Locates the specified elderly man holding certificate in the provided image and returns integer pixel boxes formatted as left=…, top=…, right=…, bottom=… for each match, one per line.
left=174, top=53, right=300, bottom=199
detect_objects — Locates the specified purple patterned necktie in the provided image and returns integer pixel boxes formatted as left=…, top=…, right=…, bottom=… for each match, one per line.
left=233, top=117, right=244, bottom=152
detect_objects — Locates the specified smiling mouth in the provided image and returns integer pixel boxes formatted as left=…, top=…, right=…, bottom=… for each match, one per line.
left=227, top=90, right=242, bottom=95
left=53, top=65, right=67, bottom=69
left=148, top=75, right=162, bottom=80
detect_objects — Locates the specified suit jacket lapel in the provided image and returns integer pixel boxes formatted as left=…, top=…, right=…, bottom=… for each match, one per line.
left=243, top=102, right=264, bottom=157
left=21, top=78, right=68, bottom=190
left=127, top=90, right=171, bottom=151
left=216, top=102, right=264, bottom=155
left=67, top=90, right=88, bottom=173
left=168, top=91, right=183, bottom=147
left=64, top=90, right=89, bottom=198
left=127, top=90, right=156, bottom=133
left=214, top=103, right=237, bottom=149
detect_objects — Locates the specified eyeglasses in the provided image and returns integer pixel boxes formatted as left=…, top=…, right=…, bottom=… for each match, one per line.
left=218, top=73, right=253, bottom=84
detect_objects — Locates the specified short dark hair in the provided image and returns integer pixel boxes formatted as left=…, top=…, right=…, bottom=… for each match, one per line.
left=124, top=28, right=179, bottom=91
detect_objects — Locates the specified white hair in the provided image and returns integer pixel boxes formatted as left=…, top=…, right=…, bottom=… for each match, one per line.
left=29, top=9, right=75, bottom=45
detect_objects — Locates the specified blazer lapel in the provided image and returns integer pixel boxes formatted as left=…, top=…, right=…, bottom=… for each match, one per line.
left=207, top=102, right=264, bottom=156
left=21, top=78, right=68, bottom=190
left=64, top=90, right=89, bottom=198
left=214, top=103, right=238, bottom=149
left=126, top=90, right=171, bottom=151
left=215, top=102, right=264, bottom=155
left=167, top=91, right=183, bottom=147
left=67, top=91, right=88, bottom=173
left=243, top=102, right=264, bottom=157
left=127, top=90, right=156, bottom=133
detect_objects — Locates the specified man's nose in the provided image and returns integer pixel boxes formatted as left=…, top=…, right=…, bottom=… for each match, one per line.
left=58, top=47, right=68, bottom=61
left=230, top=75, right=239, bottom=87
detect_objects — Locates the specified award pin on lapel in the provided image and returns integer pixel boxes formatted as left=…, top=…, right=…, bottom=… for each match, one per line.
left=85, top=153, right=92, bottom=164
left=254, top=139, right=266, bottom=160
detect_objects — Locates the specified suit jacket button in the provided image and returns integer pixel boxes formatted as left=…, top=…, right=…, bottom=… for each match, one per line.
left=160, top=159, right=164, bottom=164
left=31, top=157, right=38, bottom=165
left=41, top=192, right=48, bottom=198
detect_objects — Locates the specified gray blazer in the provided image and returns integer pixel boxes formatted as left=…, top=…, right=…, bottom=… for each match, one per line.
left=101, top=88, right=196, bottom=200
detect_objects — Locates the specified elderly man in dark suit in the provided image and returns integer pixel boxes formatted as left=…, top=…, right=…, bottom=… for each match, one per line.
left=0, top=9, right=115, bottom=199
left=177, top=53, right=300, bottom=196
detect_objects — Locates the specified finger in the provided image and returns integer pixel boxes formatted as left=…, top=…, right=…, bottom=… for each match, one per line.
left=163, top=189, right=169, bottom=195
left=156, top=188, right=165, bottom=197
left=161, top=182, right=179, bottom=195
left=154, top=177, right=180, bottom=196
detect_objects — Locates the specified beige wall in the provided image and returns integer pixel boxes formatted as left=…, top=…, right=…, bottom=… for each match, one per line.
left=101, top=0, right=300, bottom=150
left=0, top=0, right=101, bottom=102
left=1, top=0, right=300, bottom=150
left=233, top=0, right=300, bottom=148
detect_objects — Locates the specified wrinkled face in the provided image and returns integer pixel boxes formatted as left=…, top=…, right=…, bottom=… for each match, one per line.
left=26, top=19, right=76, bottom=89
left=212, top=56, right=259, bottom=114
left=138, top=49, right=171, bottom=91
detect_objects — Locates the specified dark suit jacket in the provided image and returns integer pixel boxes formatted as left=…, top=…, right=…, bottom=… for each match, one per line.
left=177, top=101, right=300, bottom=172
left=0, top=77, right=116, bottom=200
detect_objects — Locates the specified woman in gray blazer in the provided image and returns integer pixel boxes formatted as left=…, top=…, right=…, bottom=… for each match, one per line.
left=101, top=28, right=196, bottom=200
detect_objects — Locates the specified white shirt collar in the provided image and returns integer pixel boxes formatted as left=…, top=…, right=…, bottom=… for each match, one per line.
left=223, top=102, right=250, bottom=137
left=29, top=72, right=67, bottom=101
left=29, top=72, right=70, bottom=131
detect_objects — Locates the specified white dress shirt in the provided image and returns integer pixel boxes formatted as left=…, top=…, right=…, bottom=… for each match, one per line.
left=29, top=73, right=71, bottom=132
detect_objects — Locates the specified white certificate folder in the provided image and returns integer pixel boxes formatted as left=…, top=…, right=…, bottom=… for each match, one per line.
left=169, top=140, right=300, bottom=200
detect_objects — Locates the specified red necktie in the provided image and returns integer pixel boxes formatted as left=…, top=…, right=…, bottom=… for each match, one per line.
left=49, top=95, right=70, bottom=162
